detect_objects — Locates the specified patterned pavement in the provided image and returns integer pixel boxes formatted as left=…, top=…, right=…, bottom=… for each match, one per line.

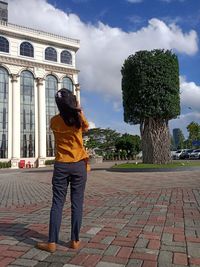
left=0, top=162, right=200, bottom=267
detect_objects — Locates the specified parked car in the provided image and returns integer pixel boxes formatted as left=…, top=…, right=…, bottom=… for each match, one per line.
left=179, top=149, right=194, bottom=159
left=189, top=149, right=200, bottom=159
left=173, top=149, right=187, bottom=160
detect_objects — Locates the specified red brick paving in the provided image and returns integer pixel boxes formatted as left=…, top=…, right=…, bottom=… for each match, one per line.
left=173, top=253, right=188, bottom=265
left=0, top=164, right=200, bottom=266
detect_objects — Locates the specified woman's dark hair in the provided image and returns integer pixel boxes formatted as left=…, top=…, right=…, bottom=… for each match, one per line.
left=55, top=88, right=81, bottom=129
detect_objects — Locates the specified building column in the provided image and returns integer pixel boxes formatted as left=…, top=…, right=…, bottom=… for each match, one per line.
left=7, top=75, right=12, bottom=159
left=37, top=78, right=46, bottom=167
left=58, top=81, right=62, bottom=90
left=75, top=83, right=80, bottom=104
left=11, top=74, right=20, bottom=168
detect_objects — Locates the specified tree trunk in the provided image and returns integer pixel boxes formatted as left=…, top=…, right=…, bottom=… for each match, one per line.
left=140, top=118, right=171, bottom=164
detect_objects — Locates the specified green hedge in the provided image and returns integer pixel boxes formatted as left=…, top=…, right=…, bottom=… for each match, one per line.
left=0, top=161, right=11, bottom=168
left=45, top=159, right=55, bottom=165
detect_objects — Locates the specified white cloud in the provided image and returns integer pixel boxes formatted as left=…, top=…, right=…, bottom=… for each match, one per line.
left=180, top=76, right=200, bottom=113
left=169, top=112, right=200, bottom=138
left=8, top=0, right=199, bottom=136
left=169, top=77, right=200, bottom=137
left=88, top=121, right=96, bottom=129
left=128, top=15, right=144, bottom=24
left=8, top=0, right=198, bottom=102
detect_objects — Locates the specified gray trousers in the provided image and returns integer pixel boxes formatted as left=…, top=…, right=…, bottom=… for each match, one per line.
left=48, top=160, right=87, bottom=243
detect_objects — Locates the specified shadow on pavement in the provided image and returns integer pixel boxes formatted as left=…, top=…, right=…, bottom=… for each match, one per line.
left=0, top=222, right=68, bottom=247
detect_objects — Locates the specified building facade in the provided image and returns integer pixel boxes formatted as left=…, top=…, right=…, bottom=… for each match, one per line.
left=0, top=3, right=80, bottom=168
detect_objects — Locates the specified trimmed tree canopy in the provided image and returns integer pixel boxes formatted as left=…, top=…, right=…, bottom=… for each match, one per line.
left=121, top=49, right=180, bottom=124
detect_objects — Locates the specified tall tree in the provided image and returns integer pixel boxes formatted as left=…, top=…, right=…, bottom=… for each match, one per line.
left=83, top=128, right=120, bottom=153
left=115, top=134, right=141, bottom=158
left=121, top=49, right=180, bottom=164
left=187, top=121, right=200, bottom=148
left=177, top=129, right=185, bottom=149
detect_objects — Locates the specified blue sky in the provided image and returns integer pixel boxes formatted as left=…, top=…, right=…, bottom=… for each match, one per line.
left=9, top=0, right=200, bottom=137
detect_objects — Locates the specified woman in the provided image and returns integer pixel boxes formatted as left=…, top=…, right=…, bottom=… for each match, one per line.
left=36, top=88, right=89, bottom=252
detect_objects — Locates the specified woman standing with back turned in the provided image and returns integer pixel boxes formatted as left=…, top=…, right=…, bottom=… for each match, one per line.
left=36, top=88, right=89, bottom=252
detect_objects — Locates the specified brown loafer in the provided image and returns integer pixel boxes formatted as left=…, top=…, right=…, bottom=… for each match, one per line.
left=70, top=240, right=80, bottom=249
left=36, top=242, right=56, bottom=253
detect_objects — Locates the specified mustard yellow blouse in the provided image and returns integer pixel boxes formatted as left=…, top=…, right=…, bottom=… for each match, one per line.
left=50, top=113, right=89, bottom=167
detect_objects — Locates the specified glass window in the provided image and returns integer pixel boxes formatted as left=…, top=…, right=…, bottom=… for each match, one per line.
left=0, top=36, right=9, bottom=53
left=45, top=47, right=57, bottom=62
left=61, top=50, right=72, bottom=64
left=62, top=77, right=73, bottom=91
left=0, top=67, right=8, bottom=158
left=20, top=42, right=34, bottom=57
left=46, top=75, right=58, bottom=157
left=20, top=71, right=35, bottom=158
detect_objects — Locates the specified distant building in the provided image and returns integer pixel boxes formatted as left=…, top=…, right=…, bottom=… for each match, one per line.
left=173, top=128, right=179, bottom=149
left=0, top=0, right=80, bottom=167
left=173, top=128, right=182, bottom=150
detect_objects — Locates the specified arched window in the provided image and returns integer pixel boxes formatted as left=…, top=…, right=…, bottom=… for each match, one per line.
left=20, top=42, right=34, bottom=57
left=0, top=36, right=9, bottom=53
left=61, top=50, right=72, bottom=64
left=20, top=71, right=35, bottom=158
left=45, top=47, right=57, bottom=62
left=0, top=67, right=8, bottom=158
left=62, top=77, right=73, bottom=91
left=46, top=75, right=58, bottom=157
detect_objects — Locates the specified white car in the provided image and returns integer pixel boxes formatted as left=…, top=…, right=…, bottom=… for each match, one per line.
left=173, top=149, right=187, bottom=160
left=189, top=149, right=200, bottom=159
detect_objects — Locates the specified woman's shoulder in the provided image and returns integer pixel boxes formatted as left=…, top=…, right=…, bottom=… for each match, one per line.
left=50, top=114, right=63, bottom=129
left=51, top=114, right=78, bottom=133
left=51, top=114, right=60, bottom=122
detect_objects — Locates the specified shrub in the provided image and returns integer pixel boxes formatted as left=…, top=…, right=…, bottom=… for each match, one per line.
left=0, top=161, right=11, bottom=168
left=45, top=159, right=55, bottom=165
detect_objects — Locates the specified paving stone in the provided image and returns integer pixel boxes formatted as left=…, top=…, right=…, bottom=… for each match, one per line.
left=187, top=243, right=200, bottom=257
left=161, top=245, right=186, bottom=253
left=1, top=165, right=200, bottom=267
left=33, top=250, right=50, bottom=261
left=143, top=225, right=154, bottom=232
left=134, top=247, right=159, bottom=255
left=103, top=245, right=121, bottom=256
left=153, top=226, right=163, bottom=233
left=126, top=259, right=143, bottom=267
left=80, top=247, right=105, bottom=254
left=118, top=229, right=129, bottom=237
left=0, top=239, right=19, bottom=245
left=63, top=265, right=83, bottom=267
left=45, top=255, right=70, bottom=263
left=86, top=227, right=102, bottom=235
left=53, top=251, right=76, bottom=257
left=96, top=262, right=125, bottom=267
left=48, top=263, right=63, bottom=267
left=11, top=259, right=38, bottom=266
left=101, top=236, right=115, bottom=245
left=162, top=240, right=186, bottom=247
left=22, top=248, right=41, bottom=259
left=162, top=233, right=173, bottom=242
left=34, top=263, right=50, bottom=267
left=135, top=238, right=149, bottom=248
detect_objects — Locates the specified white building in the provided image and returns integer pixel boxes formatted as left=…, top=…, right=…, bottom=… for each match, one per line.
left=0, top=1, right=81, bottom=168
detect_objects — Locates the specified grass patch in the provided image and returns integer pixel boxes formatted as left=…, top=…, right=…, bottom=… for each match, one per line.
left=113, top=161, right=200, bottom=169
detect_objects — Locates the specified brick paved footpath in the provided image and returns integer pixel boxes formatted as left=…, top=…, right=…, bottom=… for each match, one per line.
left=0, top=163, right=200, bottom=267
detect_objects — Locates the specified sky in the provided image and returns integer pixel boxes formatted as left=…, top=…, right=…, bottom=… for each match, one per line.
left=8, top=0, right=200, bottom=138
